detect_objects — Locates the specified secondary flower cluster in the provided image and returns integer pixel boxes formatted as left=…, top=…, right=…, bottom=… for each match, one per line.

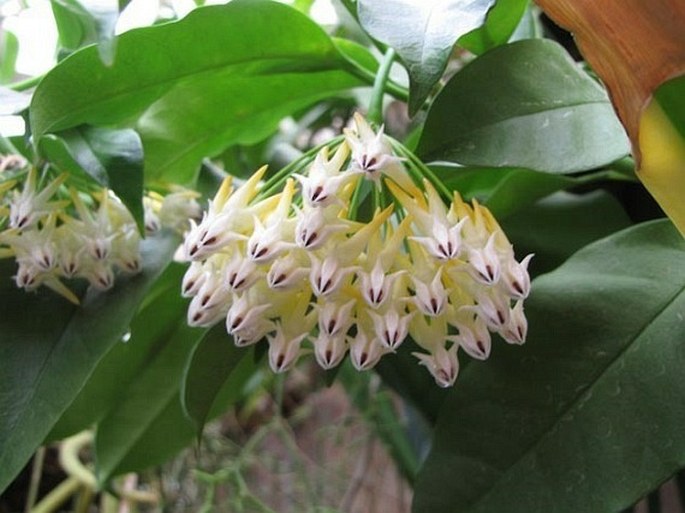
left=180, top=115, right=532, bottom=387
left=0, top=164, right=201, bottom=303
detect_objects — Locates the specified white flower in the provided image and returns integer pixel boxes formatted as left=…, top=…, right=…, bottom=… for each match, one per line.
left=358, top=260, right=403, bottom=309
left=224, top=251, right=261, bottom=292
left=293, top=144, right=355, bottom=207
left=267, top=325, right=308, bottom=373
left=317, top=298, right=356, bottom=336
left=344, top=113, right=404, bottom=184
left=266, top=252, right=310, bottom=290
left=500, top=300, right=527, bottom=345
left=9, top=169, right=67, bottom=230
left=412, top=268, right=448, bottom=317
left=369, top=307, right=414, bottom=351
left=411, top=218, right=466, bottom=261
left=467, top=233, right=501, bottom=285
left=294, top=204, right=348, bottom=250
left=309, top=254, right=356, bottom=297
left=414, top=343, right=459, bottom=388
left=449, top=316, right=491, bottom=360
left=226, top=293, right=271, bottom=335
left=349, top=330, right=388, bottom=371
left=501, top=254, right=534, bottom=300
left=312, top=332, right=348, bottom=369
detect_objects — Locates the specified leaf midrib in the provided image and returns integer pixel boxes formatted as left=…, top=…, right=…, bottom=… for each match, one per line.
left=34, top=52, right=341, bottom=137
left=463, top=279, right=685, bottom=512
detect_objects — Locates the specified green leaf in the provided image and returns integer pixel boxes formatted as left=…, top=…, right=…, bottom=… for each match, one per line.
left=0, top=230, right=179, bottom=494
left=431, top=163, right=635, bottom=218
left=95, top=321, right=256, bottom=481
left=48, top=264, right=188, bottom=441
left=357, top=0, right=496, bottom=115
left=39, top=127, right=145, bottom=232
left=51, top=0, right=119, bottom=65
left=413, top=220, right=685, bottom=513
left=30, top=0, right=367, bottom=184
left=459, top=0, right=529, bottom=55
left=501, top=190, right=632, bottom=275
left=417, top=39, right=630, bottom=173
left=0, top=29, right=18, bottom=84
left=181, top=327, right=252, bottom=435
left=654, top=75, right=685, bottom=140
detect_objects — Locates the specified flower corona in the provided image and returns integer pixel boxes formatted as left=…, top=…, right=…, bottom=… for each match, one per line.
left=180, top=114, right=532, bottom=387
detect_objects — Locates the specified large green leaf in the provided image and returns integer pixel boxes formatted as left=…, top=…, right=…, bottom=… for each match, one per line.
left=30, top=0, right=369, bottom=184
left=501, top=190, right=632, bottom=275
left=357, top=0, right=495, bottom=115
left=39, top=127, right=145, bottom=231
left=181, top=327, right=252, bottom=435
left=459, top=0, right=529, bottom=55
left=431, top=163, right=635, bottom=218
left=94, top=320, right=256, bottom=481
left=417, top=39, right=630, bottom=173
left=48, top=264, right=188, bottom=441
left=413, top=220, right=685, bottom=513
left=0, top=231, right=179, bottom=494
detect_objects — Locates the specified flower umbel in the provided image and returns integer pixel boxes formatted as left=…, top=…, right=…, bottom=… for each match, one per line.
left=180, top=115, right=532, bottom=387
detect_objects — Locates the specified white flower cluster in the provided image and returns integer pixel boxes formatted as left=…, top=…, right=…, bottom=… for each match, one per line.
left=181, top=115, right=532, bottom=387
left=0, top=166, right=201, bottom=303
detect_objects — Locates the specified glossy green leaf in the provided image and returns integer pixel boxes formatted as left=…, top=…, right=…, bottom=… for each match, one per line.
left=51, top=0, right=119, bottom=65
left=0, top=29, right=18, bottom=83
left=417, top=39, right=630, bottom=173
left=30, top=0, right=367, bottom=184
left=501, top=190, right=632, bottom=275
left=39, top=127, right=145, bottom=231
left=358, top=0, right=495, bottom=115
left=181, top=327, right=251, bottom=435
left=0, top=231, right=179, bottom=495
left=95, top=320, right=256, bottom=481
left=431, top=163, right=635, bottom=218
left=413, top=220, right=685, bottom=513
left=459, top=0, right=529, bottom=55
left=48, top=264, right=188, bottom=441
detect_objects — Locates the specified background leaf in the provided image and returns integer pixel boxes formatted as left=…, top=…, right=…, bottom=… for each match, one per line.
left=459, top=0, right=529, bottom=55
left=357, top=0, right=496, bottom=115
left=50, top=0, right=120, bottom=65
left=417, top=39, right=630, bottom=173
left=48, top=264, right=188, bottom=441
left=30, top=0, right=369, bottom=185
left=0, top=29, right=18, bottom=83
left=413, top=220, right=685, bottom=513
left=39, top=127, right=145, bottom=231
left=181, top=327, right=252, bottom=435
left=0, top=231, right=179, bottom=494
left=431, top=163, right=635, bottom=218
left=94, top=320, right=256, bottom=481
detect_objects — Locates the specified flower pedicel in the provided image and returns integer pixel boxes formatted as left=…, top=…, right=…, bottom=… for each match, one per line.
left=181, top=114, right=533, bottom=387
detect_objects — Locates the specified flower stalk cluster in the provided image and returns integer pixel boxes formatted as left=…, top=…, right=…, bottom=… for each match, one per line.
left=181, top=115, right=532, bottom=387
left=0, top=164, right=201, bottom=303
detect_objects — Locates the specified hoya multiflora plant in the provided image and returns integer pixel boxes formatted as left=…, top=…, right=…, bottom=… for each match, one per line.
left=180, top=115, right=531, bottom=387
left=1, top=0, right=684, bottom=511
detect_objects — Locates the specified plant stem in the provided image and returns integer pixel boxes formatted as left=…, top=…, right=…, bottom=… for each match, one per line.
left=367, top=48, right=396, bottom=125
left=24, top=447, right=46, bottom=513
left=344, top=62, right=408, bottom=103
left=388, top=138, right=452, bottom=200
left=30, top=477, right=81, bottom=513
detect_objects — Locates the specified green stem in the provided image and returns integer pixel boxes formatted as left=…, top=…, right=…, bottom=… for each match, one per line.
left=24, top=447, right=46, bottom=513
left=389, top=138, right=452, bottom=200
left=30, top=477, right=81, bottom=513
left=8, top=74, right=44, bottom=91
left=367, top=48, right=396, bottom=125
left=257, top=136, right=344, bottom=200
left=344, top=62, right=408, bottom=103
